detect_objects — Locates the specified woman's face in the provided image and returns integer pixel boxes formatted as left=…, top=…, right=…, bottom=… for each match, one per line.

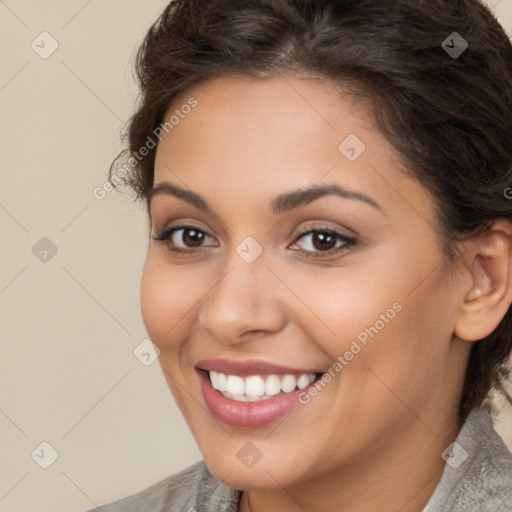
left=141, top=74, right=470, bottom=491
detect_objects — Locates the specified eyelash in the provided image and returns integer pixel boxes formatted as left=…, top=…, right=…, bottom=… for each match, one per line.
left=151, top=224, right=357, bottom=259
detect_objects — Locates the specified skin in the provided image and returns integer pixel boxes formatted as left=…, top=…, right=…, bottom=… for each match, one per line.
left=140, top=73, right=512, bottom=512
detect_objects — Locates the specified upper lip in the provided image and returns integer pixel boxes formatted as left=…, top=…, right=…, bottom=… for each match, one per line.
left=195, top=358, right=322, bottom=377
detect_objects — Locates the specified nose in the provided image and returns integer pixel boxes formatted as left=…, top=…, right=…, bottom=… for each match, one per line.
left=197, top=251, right=286, bottom=345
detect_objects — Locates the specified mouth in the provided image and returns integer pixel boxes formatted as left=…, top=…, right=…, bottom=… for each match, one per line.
left=206, top=369, right=323, bottom=402
left=195, top=359, right=326, bottom=427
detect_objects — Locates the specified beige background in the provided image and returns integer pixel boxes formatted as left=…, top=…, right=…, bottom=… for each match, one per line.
left=1, top=1, right=511, bottom=511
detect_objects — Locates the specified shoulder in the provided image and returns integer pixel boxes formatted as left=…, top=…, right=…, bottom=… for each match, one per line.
left=83, top=460, right=241, bottom=512
left=450, top=418, right=512, bottom=511
left=425, top=405, right=512, bottom=512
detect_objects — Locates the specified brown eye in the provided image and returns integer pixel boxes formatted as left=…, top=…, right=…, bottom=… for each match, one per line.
left=311, top=231, right=337, bottom=251
left=152, top=225, right=217, bottom=253
left=175, top=228, right=205, bottom=248
left=290, top=228, right=357, bottom=258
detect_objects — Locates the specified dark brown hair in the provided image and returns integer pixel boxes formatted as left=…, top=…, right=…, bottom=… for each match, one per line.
left=110, top=0, right=512, bottom=420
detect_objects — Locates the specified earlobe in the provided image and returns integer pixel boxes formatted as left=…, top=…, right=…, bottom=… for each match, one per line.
left=454, top=220, right=512, bottom=342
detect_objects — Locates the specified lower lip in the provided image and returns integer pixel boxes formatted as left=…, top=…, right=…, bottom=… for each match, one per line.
left=197, top=369, right=313, bottom=428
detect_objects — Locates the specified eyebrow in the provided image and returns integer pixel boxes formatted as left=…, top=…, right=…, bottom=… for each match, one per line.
left=148, top=182, right=384, bottom=215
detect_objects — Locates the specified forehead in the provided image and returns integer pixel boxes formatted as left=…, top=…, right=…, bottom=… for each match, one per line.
left=152, top=73, right=434, bottom=224
left=160, top=73, right=373, bottom=151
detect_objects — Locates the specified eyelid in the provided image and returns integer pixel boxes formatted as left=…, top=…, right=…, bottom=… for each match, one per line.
left=289, top=226, right=357, bottom=256
left=152, top=222, right=358, bottom=259
left=152, top=224, right=217, bottom=246
left=150, top=210, right=230, bottom=241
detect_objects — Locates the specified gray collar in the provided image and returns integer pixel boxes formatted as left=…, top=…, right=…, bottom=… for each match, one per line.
left=423, top=404, right=512, bottom=511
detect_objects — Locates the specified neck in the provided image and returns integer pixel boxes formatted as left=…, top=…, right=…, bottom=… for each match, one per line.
left=239, top=411, right=463, bottom=512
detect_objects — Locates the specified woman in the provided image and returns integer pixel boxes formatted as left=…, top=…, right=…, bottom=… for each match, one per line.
left=87, top=0, right=512, bottom=510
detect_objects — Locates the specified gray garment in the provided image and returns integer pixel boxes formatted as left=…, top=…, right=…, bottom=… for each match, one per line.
left=424, top=404, right=512, bottom=511
left=85, top=405, right=512, bottom=512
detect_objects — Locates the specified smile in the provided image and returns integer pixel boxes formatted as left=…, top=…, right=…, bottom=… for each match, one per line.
left=208, top=370, right=319, bottom=402
left=195, top=359, right=325, bottom=427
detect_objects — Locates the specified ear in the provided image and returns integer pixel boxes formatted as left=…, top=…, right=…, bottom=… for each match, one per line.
left=454, top=219, right=512, bottom=342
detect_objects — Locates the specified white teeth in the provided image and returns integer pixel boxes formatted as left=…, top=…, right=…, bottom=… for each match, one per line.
left=217, top=372, right=227, bottom=392
left=225, top=375, right=244, bottom=395
left=210, top=370, right=219, bottom=389
left=264, top=375, right=281, bottom=396
left=245, top=375, right=265, bottom=397
left=208, top=370, right=319, bottom=401
left=222, top=392, right=272, bottom=402
left=297, top=374, right=310, bottom=389
left=281, top=375, right=296, bottom=393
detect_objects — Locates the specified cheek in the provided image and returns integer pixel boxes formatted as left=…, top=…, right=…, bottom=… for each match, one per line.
left=140, top=253, right=203, bottom=350
left=286, top=261, right=405, bottom=361
left=336, top=271, right=456, bottom=416
left=296, top=246, right=451, bottom=380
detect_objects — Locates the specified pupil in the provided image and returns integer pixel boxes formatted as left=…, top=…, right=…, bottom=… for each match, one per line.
left=184, top=229, right=203, bottom=247
left=314, top=232, right=335, bottom=251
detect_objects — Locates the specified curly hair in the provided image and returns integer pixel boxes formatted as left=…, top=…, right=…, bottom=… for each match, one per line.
left=109, top=0, right=512, bottom=421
